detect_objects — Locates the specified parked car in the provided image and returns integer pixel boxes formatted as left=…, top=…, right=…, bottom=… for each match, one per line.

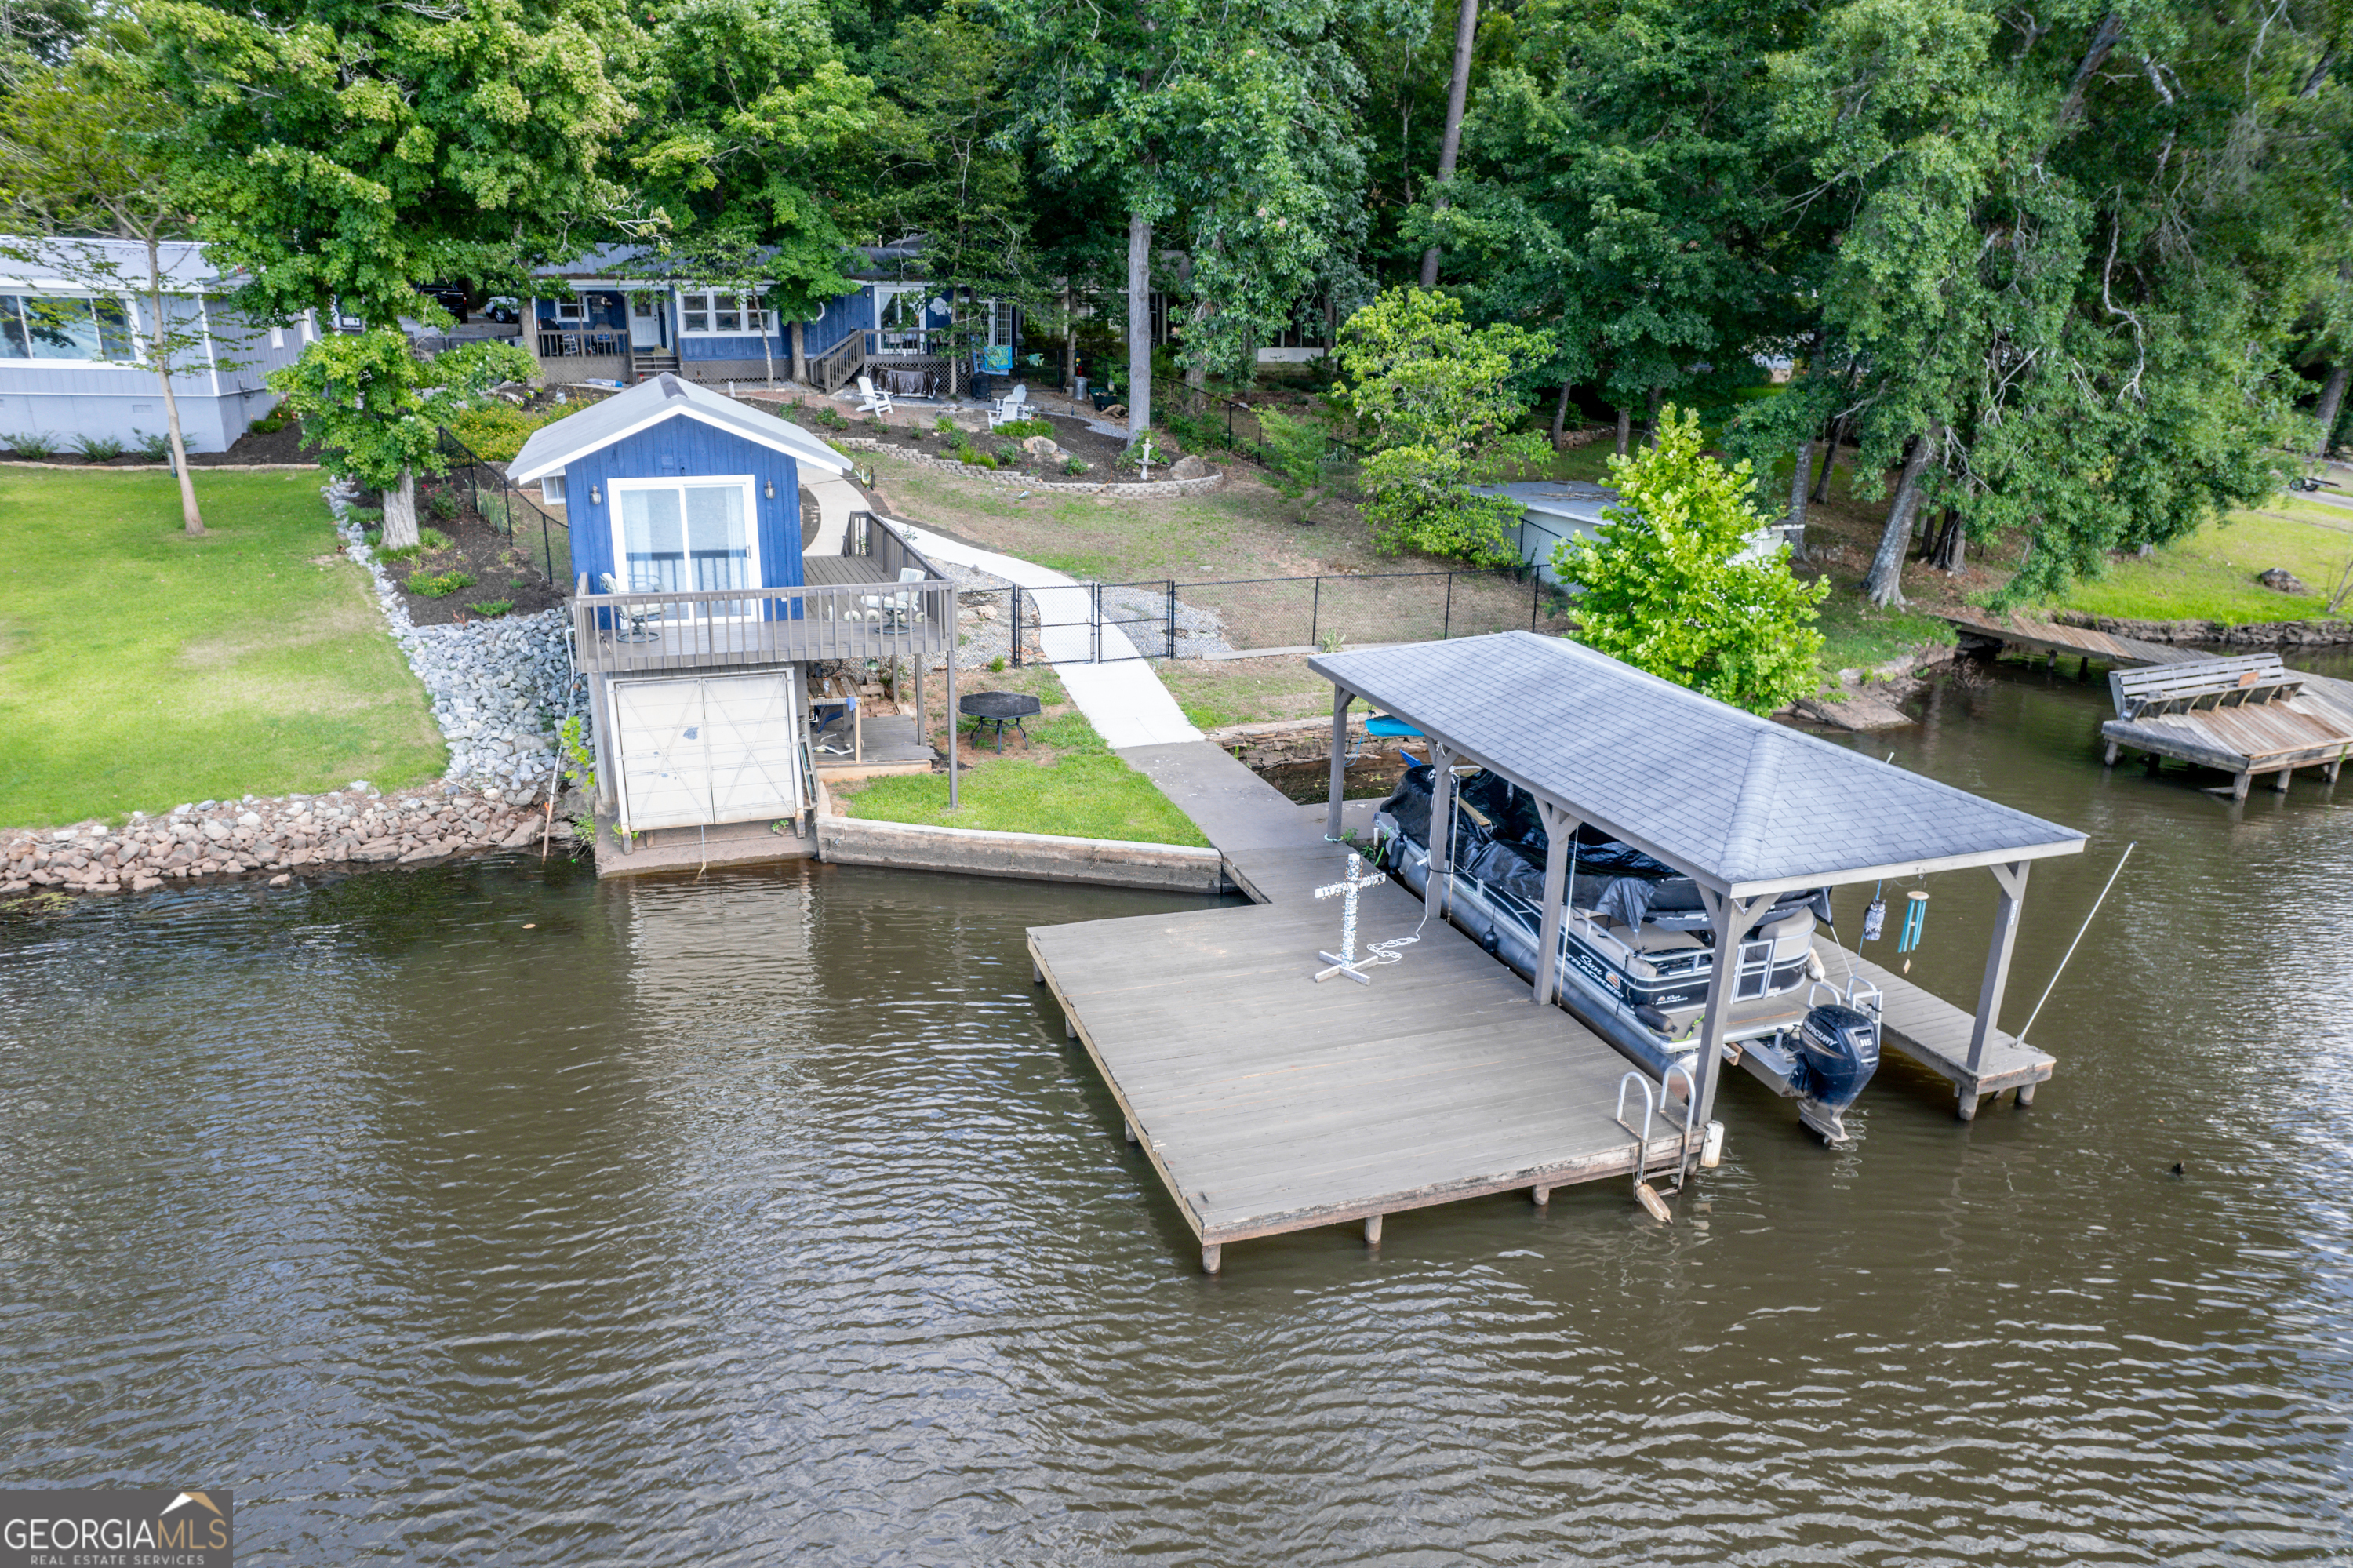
left=483, top=297, right=522, bottom=325
left=416, top=284, right=472, bottom=323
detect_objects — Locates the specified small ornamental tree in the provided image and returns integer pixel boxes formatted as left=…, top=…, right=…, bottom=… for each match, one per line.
left=268, top=333, right=537, bottom=549
left=1334, top=289, right=1547, bottom=567
left=1556, top=406, right=1828, bottom=715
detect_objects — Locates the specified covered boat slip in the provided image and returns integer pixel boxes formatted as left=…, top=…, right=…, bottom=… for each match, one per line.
left=1308, top=634, right=2087, bottom=1128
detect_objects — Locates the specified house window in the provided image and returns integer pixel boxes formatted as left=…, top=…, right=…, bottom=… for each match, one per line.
left=875, top=287, right=929, bottom=351
left=679, top=293, right=768, bottom=335
left=0, top=293, right=138, bottom=362
left=271, top=325, right=285, bottom=349
left=611, top=477, right=760, bottom=614
left=554, top=299, right=588, bottom=324
left=541, top=474, right=566, bottom=507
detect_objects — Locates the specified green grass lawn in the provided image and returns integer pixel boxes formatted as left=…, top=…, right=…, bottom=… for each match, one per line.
left=0, top=470, right=446, bottom=826
left=835, top=697, right=1209, bottom=846
left=1811, top=591, right=1958, bottom=675
left=2057, top=502, right=2353, bottom=623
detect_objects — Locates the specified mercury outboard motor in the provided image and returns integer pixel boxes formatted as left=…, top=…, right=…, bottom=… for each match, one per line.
left=1794, top=1002, right=1880, bottom=1143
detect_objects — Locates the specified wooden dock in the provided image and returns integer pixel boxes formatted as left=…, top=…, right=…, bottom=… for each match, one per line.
left=1031, top=742, right=1696, bottom=1272
left=1934, top=609, right=2353, bottom=794
left=1725, top=939, right=2054, bottom=1108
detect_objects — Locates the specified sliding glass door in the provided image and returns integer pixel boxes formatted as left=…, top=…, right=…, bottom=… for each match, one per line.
left=613, top=477, right=761, bottom=618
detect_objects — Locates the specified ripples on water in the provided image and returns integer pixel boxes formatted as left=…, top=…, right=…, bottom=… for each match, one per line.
left=2, top=664, right=2351, bottom=1564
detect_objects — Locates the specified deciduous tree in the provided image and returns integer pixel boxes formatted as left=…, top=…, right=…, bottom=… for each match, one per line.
left=1337, top=286, right=1546, bottom=564
left=268, top=333, right=536, bottom=549
left=1557, top=406, right=1826, bottom=714
left=0, top=40, right=212, bottom=532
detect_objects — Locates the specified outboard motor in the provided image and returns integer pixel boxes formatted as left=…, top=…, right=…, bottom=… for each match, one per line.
left=1794, top=1002, right=1880, bottom=1142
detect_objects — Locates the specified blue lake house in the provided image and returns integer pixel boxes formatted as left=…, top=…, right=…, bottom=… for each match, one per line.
left=509, top=373, right=954, bottom=844
left=524, top=242, right=1021, bottom=398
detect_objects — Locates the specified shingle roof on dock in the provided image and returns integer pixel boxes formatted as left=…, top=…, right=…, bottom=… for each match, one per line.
left=1311, top=632, right=2083, bottom=893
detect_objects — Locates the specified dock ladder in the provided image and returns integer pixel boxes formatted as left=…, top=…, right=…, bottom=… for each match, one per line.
left=1614, top=1065, right=1700, bottom=1221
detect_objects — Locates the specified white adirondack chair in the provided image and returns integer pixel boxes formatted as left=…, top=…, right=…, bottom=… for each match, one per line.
left=854, top=374, right=894, bottom=417
left=985, top=383, right=1030, bottom=429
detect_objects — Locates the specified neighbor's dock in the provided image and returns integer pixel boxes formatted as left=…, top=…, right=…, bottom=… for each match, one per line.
left=1029, top=741, right=1696, bottom=1275
left=1937, top=609, right=2353, bottom=795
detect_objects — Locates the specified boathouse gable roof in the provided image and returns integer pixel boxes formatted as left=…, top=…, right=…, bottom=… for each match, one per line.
left=1312, top=632, right=2086, bottom=895
left=507, top=372, right=849, bottom=486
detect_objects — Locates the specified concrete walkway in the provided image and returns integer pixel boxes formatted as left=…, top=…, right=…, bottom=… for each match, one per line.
left=876, top=516, right=1203, bottom=749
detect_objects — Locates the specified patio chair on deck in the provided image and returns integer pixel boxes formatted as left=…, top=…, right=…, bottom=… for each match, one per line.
left=861, top=567, right=930, bottom=631
left=855, top=374, right=894, bottom=417
left=598, top=572, right=662, bottom=642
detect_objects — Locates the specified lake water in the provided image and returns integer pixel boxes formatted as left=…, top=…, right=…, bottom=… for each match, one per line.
left=3, top=657, right=2349, bottom=1563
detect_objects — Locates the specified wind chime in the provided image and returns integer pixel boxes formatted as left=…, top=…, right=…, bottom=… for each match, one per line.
left=1861, top=883, right=1932, bottom=971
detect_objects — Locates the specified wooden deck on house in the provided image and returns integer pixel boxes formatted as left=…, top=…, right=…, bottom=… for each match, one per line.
left=1030, top=742, right=1691, bottom=1271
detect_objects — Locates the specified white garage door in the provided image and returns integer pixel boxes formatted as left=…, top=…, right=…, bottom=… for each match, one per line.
left=612, top=674, right=805, bottom=831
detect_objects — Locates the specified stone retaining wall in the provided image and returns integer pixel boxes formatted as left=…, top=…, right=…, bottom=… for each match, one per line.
left=839, top=437, right=1225, bottom=498
left=2, top=786, right=572, bottom=897
left=2053, top=609, right=2353, bottom=646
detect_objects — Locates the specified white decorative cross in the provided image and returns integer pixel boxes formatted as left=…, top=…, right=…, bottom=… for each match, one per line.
left=1314, top=851, right=1389, bottom=985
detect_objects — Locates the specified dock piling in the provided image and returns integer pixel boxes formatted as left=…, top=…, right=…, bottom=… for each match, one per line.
left=1364, top=1214, right=1383, bottom=1247
left=1202, top=1244, right=1221, bottom=1275
left=1532, top=1185, right=1551, bottom=1208
left=1124, top=1120, right=1136, bottom=1144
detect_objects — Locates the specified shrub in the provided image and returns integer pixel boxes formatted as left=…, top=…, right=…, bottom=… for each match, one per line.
left=445, top=401, right=555, bottom=462
left=3, top=431, right=61, bottom=460
left=1555, top=406, right=1827, bottom=715
left=956, top=443, right=997, bottom=469
left=424, top=487, right=460, bottom=521
left=1161, top=409, right=1224, bottom=453
left=472, top=488, right=510, bottom=529
left=246, top=408, right=293, bottom=435
left=1062, top=456, right=1089, bottom=475
left=988, top=655, right=1007, bottom=673
left=376, top=541, right=424, bottom=562
left=996, top=417, right=1054, bottom=439
left=406, top=569, right=476, bottom=598
left=71, top=433, right=127, bottom=461
left=419, top=527, right=453, bottom=551
left=813, top=404, right=848, bottom=431
left=995, top=443, right=1023, bottom=466
left=934, top=413, right=960, bottom=435
left=466, top=598, right=516, bottom=617
left=1257, top=407, right=1339, bottom=522
left=133, top=431, right=173, bottom=461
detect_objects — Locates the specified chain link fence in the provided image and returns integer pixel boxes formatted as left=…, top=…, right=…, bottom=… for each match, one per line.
left=434, top=427, right=573, bottom=588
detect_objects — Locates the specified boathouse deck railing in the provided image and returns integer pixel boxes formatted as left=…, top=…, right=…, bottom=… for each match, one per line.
left=573, top=515, right=954, bottom=675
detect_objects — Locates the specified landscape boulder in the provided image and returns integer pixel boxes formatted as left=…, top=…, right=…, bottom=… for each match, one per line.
left=2259, top=567, right=2311, bottom=595
left=1170, top=455, right=1212, bottom=481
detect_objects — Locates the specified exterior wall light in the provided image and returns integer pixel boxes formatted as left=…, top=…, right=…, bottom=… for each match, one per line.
left=765, top=479, right=776, bottom=499
left=590, top=485, right=602, bottom=505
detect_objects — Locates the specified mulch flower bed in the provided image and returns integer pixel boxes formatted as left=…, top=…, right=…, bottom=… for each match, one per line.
left=362, top=497, right=568, bottom=628
left=0, top=419, right=330, bottom=466
left=835, top=409, right=1180, bottom=481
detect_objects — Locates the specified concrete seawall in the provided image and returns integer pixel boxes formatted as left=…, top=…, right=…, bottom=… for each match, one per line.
left=816, top=812, right=1231, bottom=893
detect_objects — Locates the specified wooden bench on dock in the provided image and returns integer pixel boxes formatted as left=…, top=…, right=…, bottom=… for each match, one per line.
left=2100, top=655, right=2353, bottom=799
